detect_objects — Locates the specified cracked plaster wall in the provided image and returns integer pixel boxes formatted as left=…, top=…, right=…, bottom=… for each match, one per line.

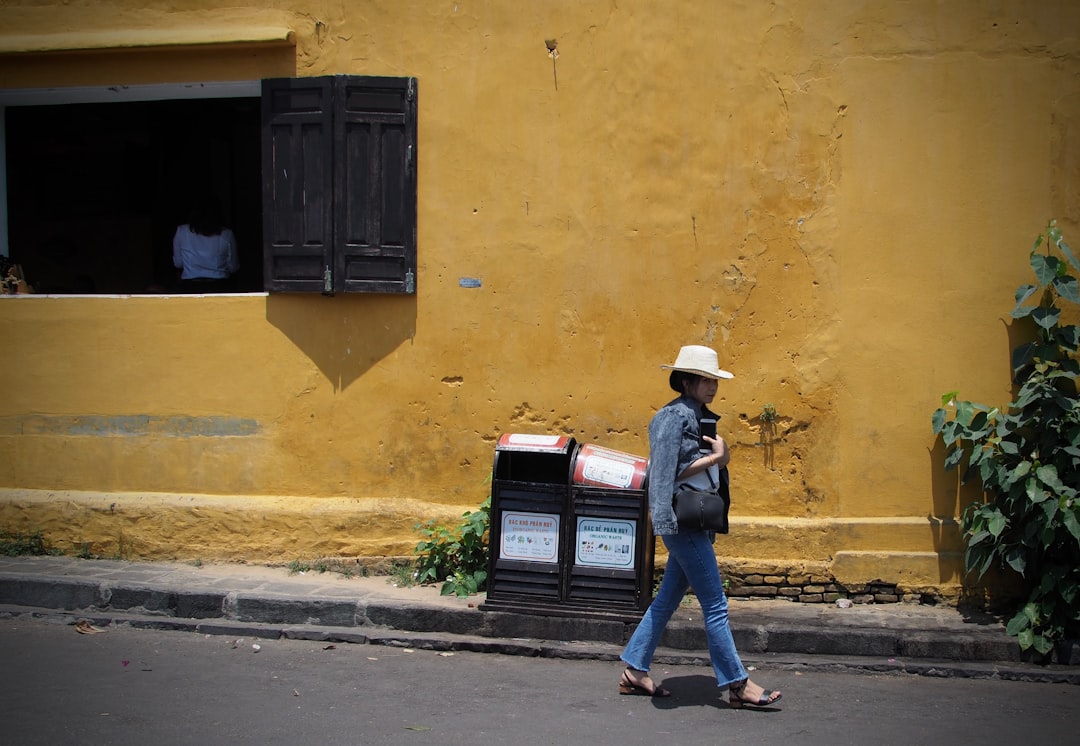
left=0, top=1, right=1077, bottom=591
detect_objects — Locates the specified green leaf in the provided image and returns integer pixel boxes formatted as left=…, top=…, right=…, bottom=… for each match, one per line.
left=1061, top=579, right=1079, bottom=605
left=931, top=408, right=947, bottom=435
left=1011, top=342, right=1036, bottom=376
left=965, top=545, right=995, bottom=579
left=1032, top=306, right=1061, bottom=331
left=1023, top=601, right=1040, bottom=625
left=1005, top=547, right=1026, bottom=574
left=1059, top=238, right=1079, bottom=271
left=1014, top=385, right=1040, bottom=410
left=1038, top=569, right=1060, bottom=595
left=968, top=410, right=989, bottom=434
left=1017, top=629, right=1034, bottom=649
left=1008, top=461, right=1033, bottom=484
left=940, top=390, right=959, bottom=407
left=1026, top=476, right=1050, bottom=503
left=1013, top=283, right=1040, bottom=310
left=987, top=512, right=1007, bottom=537
left=1033, top=634, right=1055, bottom=656
left=1053, top=275, right=1080, bottom=303
left=1036, top=464, right=1065, bottom=493
left=946, top=420, right=968, bottom=447
left=1007, top=609, right=1032, bottom=636
left=1031, top=252, right=1060, bottom=286
left=944, top=445, right=965, bottom=471
left=1048, top=222, right=1063, bottom=244
left=1041, top=498, right=1059, bottom=524
left=1063, top=509, right=1080, bottom=542
left=1056, top=325, right=1080, bottom=352
left=956, top=400, right=975, bottom=425
left=1058, top=358, right=1080, bottom=377
left=1040, top=524, right=1057, bottom=551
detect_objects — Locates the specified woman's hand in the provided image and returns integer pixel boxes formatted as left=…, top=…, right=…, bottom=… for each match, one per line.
left=702, top=435, right=730, bottom=469
left=677, top=435, right=730, bottom=481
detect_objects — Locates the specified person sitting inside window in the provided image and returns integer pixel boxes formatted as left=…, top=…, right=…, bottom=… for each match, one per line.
left=172, top=195, right=239, bottom=293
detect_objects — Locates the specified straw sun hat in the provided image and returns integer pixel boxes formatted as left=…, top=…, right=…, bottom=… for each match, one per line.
left=661, top=345, right=734, bottom=380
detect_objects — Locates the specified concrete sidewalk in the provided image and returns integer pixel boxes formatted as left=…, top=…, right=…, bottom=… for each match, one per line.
left=1, top=555, right=1076, bottom=684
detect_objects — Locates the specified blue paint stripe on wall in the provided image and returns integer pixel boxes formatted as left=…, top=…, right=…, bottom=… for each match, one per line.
left=2, top=415, right=259, bottom=437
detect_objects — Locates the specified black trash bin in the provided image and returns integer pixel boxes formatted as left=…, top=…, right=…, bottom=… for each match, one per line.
left=482, top=434, right=653, bottom=622
left=483, top=433, right=576, bottom=615
left=567, top=443, right=654, bottom=617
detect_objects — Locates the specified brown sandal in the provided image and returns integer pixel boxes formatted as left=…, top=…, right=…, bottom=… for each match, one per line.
left=618, top=667, right=671, bottom=697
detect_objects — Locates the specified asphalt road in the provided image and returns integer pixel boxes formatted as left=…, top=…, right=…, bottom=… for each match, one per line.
left=1, top=616, right=1077, bottom=746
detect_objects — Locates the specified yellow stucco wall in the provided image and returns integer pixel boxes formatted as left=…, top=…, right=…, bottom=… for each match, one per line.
left=0, top=1, right=1077, bottom=595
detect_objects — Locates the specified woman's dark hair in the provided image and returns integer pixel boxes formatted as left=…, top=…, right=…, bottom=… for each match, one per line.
left=669, top=371, right=706, bottom=394
left=188, top=195, right=225, bottom=237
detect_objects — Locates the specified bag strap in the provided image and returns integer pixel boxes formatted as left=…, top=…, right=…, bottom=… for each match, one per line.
left=676, top=460, right=719, bottom=495
left=704, top=464, right=718, bottom=490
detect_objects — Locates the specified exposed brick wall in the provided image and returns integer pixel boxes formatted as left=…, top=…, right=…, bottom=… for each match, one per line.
left=724, top=572, right=910, bottom=604
left=648, top=560, right=955, bottom=605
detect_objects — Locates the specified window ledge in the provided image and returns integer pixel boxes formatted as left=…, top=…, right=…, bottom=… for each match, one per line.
left=0, top=27, right=295, bottom=55
left=0, top=292, right=271, bottom=299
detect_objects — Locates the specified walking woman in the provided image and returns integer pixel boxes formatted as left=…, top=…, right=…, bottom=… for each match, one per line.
left=619, top=345, right=782, bottom=708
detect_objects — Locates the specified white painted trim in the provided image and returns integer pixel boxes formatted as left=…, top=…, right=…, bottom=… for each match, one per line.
left=0, top=80, right=260, bottom=107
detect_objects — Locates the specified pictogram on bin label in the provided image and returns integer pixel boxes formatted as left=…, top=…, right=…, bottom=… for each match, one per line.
left=572, top=444, right=647, bottom=489
left=576, top=517, right=636, bottom=568
left=499, top=511, right=560, bottom=563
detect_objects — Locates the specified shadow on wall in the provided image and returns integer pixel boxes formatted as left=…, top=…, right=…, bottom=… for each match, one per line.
left=927, top=438, right=984, bottom=583
left=926, top=316, right=1026, bottom=588
left=265, top=294, right=417, bottom=391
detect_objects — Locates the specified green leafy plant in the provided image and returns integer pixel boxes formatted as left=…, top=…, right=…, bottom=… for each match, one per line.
left=388, top=559, right=418, bottom=588
left=932, top=219, right=1080, bottom=659
left=414, top=496, right=490, bottom=597
left=287, top=558, right=313, bottom=574
left=760, top=403, right=777, bottom=423
left=76, top=541, right=98, bottom=559
left=0, top=528, right=63, bottom=556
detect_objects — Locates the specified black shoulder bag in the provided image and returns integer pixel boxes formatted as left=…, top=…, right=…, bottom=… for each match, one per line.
left=672, top=466, right=730, bottom=534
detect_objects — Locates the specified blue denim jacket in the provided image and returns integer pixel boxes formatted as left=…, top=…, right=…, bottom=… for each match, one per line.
left=647, top=395, right=708, bottom=535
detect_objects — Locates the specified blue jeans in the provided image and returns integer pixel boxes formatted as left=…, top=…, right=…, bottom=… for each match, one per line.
left=620, top=531, right=748, bottom=688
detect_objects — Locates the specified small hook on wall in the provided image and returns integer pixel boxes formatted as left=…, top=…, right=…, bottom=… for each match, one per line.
left=545, top=39, right=559, bottom=91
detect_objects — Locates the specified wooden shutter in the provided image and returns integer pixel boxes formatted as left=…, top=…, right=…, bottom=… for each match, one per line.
left=261, top=77, right=334, bottom=292
left=334, top=76, right=417, bottom=294
left=262, top=75, right=417, bottom=294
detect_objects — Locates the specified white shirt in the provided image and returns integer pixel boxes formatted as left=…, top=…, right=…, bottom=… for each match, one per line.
left=172, top=224, right=239, bottom=280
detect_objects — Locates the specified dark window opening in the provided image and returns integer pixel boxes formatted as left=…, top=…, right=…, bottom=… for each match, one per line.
left=5, top=97, right=262, bottom=294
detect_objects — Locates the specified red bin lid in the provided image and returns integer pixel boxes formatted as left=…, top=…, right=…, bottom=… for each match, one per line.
left=572, top=443, right=648, bottom=489
left=495, top=432, right=575, bottom=454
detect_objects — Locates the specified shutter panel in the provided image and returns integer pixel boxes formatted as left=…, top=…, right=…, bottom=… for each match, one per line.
left=334, top=76, right=417, bottom=294
left=261, top=77, right=335, bottom=292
